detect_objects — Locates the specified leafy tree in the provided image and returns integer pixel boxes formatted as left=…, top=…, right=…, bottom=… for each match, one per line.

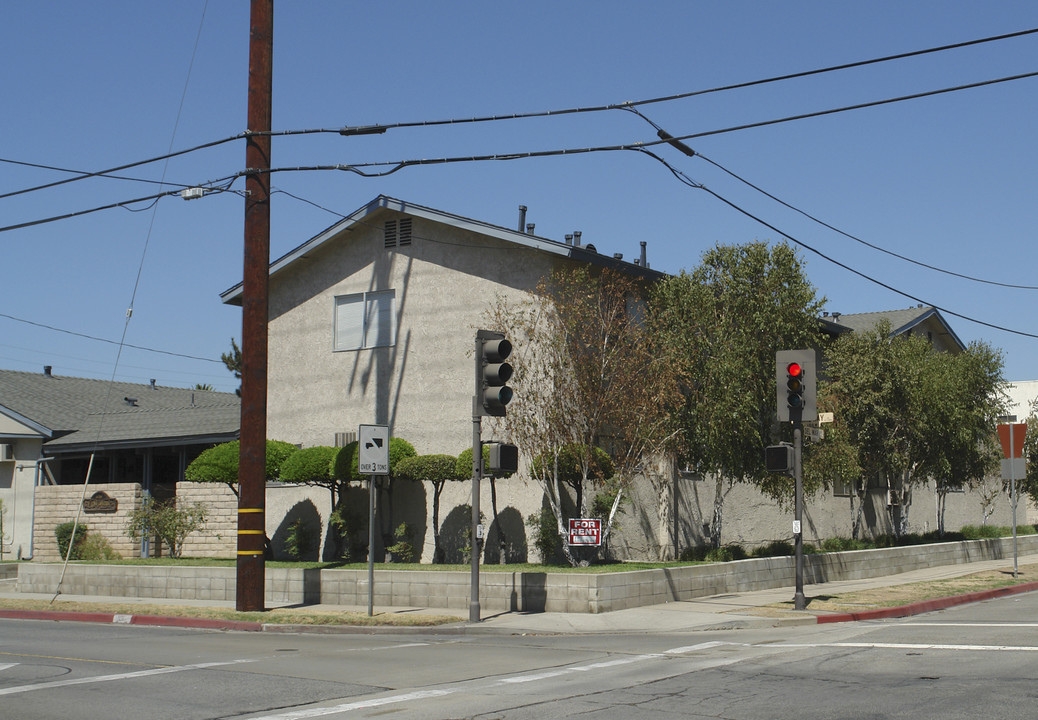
left=184, top=439, right=298, bottom=497
left=279, top=445, right=339, bottom=505
left=125, top=497, right=208, bottom=558
left=485, top=266, right=677, bottom=564
left=395, top=454, right=464, bottom=563
left=816, top=323, right=1006, bottom=537
left=194, top=383, right=215, bottom=391
left=222, top=338, right=243, bottom=396
left=652, top=241, right=825, bottom=548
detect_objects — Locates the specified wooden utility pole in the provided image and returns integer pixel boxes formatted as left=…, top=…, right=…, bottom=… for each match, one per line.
left=237, top=0, right=273, bottom=612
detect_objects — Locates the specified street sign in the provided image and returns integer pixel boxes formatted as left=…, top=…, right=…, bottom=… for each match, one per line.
left=568, top=518, right=602, bottom=546
left=358, top=424, right=389, bottom=475
left=997, top=423, right=1027, bottom=459
left=1002, top=458, right=1026, bottom=480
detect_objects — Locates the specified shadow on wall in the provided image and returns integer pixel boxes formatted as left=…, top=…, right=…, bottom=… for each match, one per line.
left=485, top=506, right=528, bottom=564
left=385, top=478, right=428, bottom=562
left=439, top=504, right=476, bottom=565
left=271, top=499, right=322, bottom=561
left=326, top=484, right=373, bottom=562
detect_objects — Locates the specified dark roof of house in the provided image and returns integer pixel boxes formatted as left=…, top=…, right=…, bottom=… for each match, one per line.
left=822, top=305, right=966, bottom=351
left=0, top=369, right=239, bottom=452
left=221, top=195, right=666, bottom=305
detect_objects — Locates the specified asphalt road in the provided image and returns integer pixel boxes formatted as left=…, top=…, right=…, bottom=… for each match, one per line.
left=3, top=591, right=1038, bottom=719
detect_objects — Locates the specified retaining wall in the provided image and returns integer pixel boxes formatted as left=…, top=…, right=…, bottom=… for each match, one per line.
left=13, top=535, right=1038, bottom=614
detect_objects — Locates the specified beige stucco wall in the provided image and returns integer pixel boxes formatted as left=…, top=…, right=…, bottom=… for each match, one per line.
left=264, top=210, right=561, bottom=562
left=0, top=421, right=45, bottom=560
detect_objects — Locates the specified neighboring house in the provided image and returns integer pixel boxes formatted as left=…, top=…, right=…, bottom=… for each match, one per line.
left=0, top=367, right=240, bottom=559
left=221, top=195, right=1015, bottom=562
left=821, top=305, right=965, bottom=354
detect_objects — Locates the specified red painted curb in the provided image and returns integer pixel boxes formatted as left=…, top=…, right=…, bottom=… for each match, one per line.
left=0, top=608, right=263, bottom=632
left=816, top=580, right=1038, bottom=624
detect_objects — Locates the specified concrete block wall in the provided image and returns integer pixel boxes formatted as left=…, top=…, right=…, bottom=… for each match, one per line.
left=32, top=484, right=144, bottom=561
left=176, top=482, right=238, bottom=558
left=15, top=535, right=1038, bottom=613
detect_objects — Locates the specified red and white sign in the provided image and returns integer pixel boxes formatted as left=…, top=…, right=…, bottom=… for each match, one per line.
left=568, top=518, right=602, bottom=546
left=997, top=423, right=1027, bottom=459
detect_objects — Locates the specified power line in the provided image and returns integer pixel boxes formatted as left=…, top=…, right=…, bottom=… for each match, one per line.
left=632, top=147, right=1038, bottom=341
left=0, top=311, right=223, bottom=363
left=0, top=157, right=198, bottom=190
left=624, top=106, right=1038, bottom=291
left=5, top=67, right=1036, bottom=238
left=336, top=26, right=1038, bottom=135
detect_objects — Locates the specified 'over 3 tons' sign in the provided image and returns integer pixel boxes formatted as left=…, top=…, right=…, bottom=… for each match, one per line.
left=568, top=518, right=602, bottom=546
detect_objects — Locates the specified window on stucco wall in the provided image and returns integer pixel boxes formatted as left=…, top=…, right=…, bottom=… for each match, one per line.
left=334, top=290, right=396, bottom=351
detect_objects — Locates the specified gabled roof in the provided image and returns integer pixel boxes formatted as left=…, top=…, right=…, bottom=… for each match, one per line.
left=221, top=195, right=666, bottom=305
left=0, top=369, right=239, bottom=453
left=823, top=305, right=966, bottom=351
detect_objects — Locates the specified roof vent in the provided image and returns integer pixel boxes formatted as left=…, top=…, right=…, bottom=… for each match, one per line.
left=526, top=223, right=535, bottom=234
left=832, top=312, right=841, bottom=320
left=124, top=397, right=138, bottom=407
left=573, top=230, right=582, bottom=248
left=613, top=253, right=623, bottom=260
left=640, top=241, right=647, bottom=268
left=518, top=205, right=527, bottom=232
left=585, top=243, right=597, bottom=253
left=44, top=365, right=52, bottom=377
left=565, top=234, right=574, bottom=245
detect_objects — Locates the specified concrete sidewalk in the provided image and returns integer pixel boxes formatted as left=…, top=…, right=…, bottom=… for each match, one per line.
left=2, top=554, right=1037, bottom=635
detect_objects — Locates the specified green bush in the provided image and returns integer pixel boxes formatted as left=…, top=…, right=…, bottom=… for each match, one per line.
left=284, top=518, right=315, bottom=561
left=704, top=545, right=746, bottom=562
left=386, top=522, right=416, bottom=563
left=55, top=521, right=89, bottom=560
left=125, top=498, right=208, bottom=558
left=752, top=541, right=794, bottom=558
left=526, top=508, right=561, bottom=564
left=79, top=533, right=121, bottom=561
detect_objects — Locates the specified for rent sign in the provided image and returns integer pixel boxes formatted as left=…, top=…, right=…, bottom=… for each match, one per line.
left=568, top=518, right=602, bottom=546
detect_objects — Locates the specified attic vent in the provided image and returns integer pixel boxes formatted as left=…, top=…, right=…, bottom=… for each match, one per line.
left=384, top=218, right=412, bottom=249
left=335, top=431, right=357, bottom=447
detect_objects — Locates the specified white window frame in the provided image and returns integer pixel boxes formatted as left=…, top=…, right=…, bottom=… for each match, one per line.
left=333, top=290, right=396, bottom=351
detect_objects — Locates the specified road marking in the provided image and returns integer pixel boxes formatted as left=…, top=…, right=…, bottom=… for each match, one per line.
left=0, top=658, right=258, bottom=697
left=241, top=690, right=455, bottom=720
left=0, top=663, right=17, bottom=673
left=773, top=642, right=1038, bottom=652
left=665, top=641, right=728, bottom=654
left=904, top=622, right=1038, bottom=628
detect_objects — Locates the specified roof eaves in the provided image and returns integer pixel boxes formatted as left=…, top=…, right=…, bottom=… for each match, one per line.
left=220, top=195, right=666, bottom=305
left=0, top=403, right=53, bottom=438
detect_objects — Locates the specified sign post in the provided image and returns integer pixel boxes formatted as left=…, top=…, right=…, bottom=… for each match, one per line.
left=997, top=418, right=1027, bottom=577
left=358, top=424, right=389, bottom=616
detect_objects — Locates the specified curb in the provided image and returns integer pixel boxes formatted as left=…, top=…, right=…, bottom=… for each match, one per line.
left=0, top=608, right=264, bottom=632
left=816, top=580, right=1038, bottom=624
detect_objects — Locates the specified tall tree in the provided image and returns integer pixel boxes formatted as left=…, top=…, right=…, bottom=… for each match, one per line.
left=222, top=338, right=243, bottom=397
left=652, top=241, right=825, bottom=548
left=817, top=323, right=1006, bottom=537
left=485, top=266, right=677, bottom=564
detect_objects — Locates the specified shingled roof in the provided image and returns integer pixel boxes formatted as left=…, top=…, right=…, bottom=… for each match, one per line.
left=821, top=305, right=966, bottom=352
left=0, top=369, right=239, bottom=452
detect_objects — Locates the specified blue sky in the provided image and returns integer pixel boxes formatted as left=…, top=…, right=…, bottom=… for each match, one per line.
left=3, top=1, right=1038, bottom=394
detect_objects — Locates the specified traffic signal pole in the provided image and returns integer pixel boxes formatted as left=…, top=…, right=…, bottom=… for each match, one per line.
left=793, top=424, right=806, bottom=610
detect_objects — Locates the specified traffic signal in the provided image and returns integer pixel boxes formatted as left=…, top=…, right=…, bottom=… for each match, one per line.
left=486, top=442, right=519, bottom=474
left=776, top=349, right=817, bottom=423
left=476, top=330, right=514, bottom=417
left=765, top=443, right=794, bottom=474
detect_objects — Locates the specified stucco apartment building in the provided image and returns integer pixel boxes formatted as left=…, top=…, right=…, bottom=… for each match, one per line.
left=220, top=195, right=1019, bottom=562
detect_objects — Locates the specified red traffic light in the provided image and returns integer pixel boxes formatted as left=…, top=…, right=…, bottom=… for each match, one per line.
left=787, top=362, right=803, bottom=378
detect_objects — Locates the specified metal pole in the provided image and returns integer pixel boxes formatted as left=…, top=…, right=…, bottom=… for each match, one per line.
left=793, top=424, right=806, bottom=610
left=1011, top=429, right=1018, bottom=578
left=470, top=408, right=482, bottom=622
left=368, top=475, right=376, bottom=616
left=236, top=0, right=273, bottom=613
